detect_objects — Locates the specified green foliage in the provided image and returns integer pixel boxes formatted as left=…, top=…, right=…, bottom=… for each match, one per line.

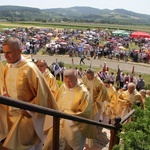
left=56, top=80, right=63, bottom=87
left=113, top=97, right=150, bottom=150
left=144, top=84, right=150, bottom=90
left=58, top=61, right=64, bottom=68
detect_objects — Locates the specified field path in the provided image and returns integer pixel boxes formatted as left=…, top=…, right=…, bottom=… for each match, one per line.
left=31, top=54, right=150, bottom=74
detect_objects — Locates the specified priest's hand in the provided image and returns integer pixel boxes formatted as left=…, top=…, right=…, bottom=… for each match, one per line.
left=126, top=101, right=132, bottom=107
left=22, top=110, right=32, bottom=118
left=3, top=92, right=10, bottom=97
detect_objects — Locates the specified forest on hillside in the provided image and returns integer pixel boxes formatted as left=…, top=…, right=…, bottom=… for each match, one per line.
left=0, top=6, right=150, bottom=26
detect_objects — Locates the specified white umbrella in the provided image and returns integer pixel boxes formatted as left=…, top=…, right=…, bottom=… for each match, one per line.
left=60, top=41, right=67, bottom=45
left=47, top=33, right=53, bottom=36
left=26, top=42, right=30, bottom=46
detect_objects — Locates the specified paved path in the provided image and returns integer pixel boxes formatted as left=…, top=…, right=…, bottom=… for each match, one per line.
left=88, top=127, right=110, bottom=150
left=31, top=54, right=150, bottom=74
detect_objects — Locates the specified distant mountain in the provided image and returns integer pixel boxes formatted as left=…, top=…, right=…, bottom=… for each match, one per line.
left=0, top=5, right=40, bottom=11
left=0, top=5, right=41, bottom=21
left=0, top=5, right=150, bottom=25
left=43, top=6, right=103, bottom=16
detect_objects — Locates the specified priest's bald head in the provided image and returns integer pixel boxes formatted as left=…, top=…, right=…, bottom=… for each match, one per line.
left=63, top=69, right=77, bottom=89
left=128, top=82, right=136, bottom=94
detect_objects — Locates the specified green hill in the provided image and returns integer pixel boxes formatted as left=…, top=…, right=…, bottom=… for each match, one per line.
left=0, top=5, right=150, bottom=25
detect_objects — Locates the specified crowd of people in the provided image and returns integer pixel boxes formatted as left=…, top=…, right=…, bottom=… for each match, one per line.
left=0, top=36, right=150, bottom=150
left=0, top=27, right=150, bottom=64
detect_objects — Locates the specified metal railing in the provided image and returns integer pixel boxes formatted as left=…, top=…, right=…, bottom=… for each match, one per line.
left=0, top=96, right=135, bottom=150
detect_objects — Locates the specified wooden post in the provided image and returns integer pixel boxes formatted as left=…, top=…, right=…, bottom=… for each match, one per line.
left=109, top=117, right=122, bottom=150
left=53, top=117, right=60, bottom=150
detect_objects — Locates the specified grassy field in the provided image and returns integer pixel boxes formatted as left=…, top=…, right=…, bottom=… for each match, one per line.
left=0, top=24, right=17, bottom=31
left=0, top=22, right=150, bottom=32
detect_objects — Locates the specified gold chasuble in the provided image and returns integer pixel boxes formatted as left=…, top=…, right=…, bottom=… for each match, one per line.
left=82, top=75, right=110, bottom=120
left=107, top=85, right=119, bottom=119
left=2, top=58, right=58, bottom=150
left=43, top=82, right=96, bottom=150
left=43, top=69, right=59, bottom=97
left=43, top=69, right=59, bottom=132
left=0, top=61, right=8, bottom=140
left=0, top=61, right=4, bottom=95
left=56, top=83, right=96, bottom=139
left=118, top=90, right=143, bottom=118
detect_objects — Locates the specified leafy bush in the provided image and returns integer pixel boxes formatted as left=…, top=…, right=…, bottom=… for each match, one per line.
left=113, top=97, right=150, bottom=150
left=144, top=84, right=150, bottom=90
left=57, top=80, right=63, bottom=87
left=58, top=61, right=64, bottom=68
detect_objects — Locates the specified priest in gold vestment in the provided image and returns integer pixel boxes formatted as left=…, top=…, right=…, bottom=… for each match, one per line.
left=36, top=59, right=59, bottom=98
left=0, top=60, right=7, bottom=143
left=43, top=69, right=96, bottom=150
left=82, top=68, right=110, bottom=148
left=82, top=68, right=110, bottom=123
left=103, top=79, right=119, bottom=123
left=36, top=59, right=59, bottom=135
left=0, top=61, right=4, bottom=95
left=1, top=37, right=58, bottom=150
left=118, top=82, right=143, bottom=118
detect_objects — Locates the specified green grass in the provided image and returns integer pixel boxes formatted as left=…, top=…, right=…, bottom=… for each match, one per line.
left=1, top=22, right=150, bottom=32
left=0, top=25, right=17, bottom=31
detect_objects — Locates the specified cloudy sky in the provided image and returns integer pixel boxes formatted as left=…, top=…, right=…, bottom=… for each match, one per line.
left=0, top=0, right=150, bottom=15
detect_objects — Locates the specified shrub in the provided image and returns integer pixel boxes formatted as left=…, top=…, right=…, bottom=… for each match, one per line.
left=57, top=80, right=63, bottom=87
left=113, top=97, right=150, bottom=150
left=144, top=84, right=150, bottom=90
left=58, top=61, right=64, bottom=67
